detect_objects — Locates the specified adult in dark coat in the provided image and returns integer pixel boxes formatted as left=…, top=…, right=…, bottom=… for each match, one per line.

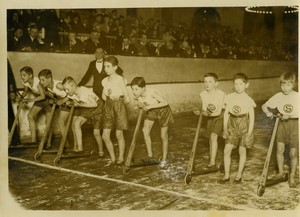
left=60, top=31, right=84, bottom=53
left=17, top=25, right=40, bottom=51
left=7, top=26, right=23, bottom=51
left=78, top=47, right=123, bottom=98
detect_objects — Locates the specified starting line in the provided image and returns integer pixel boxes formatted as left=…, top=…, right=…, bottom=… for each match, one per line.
left=9, top=156, right=253, bottom=210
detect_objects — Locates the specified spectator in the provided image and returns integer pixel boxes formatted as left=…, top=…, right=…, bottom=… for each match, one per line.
left=17, top=24, right=40, bottom=51
left=84, top=31, right=107, bottom=54
left=7, top=26, right=23, bottom=51
left=59, top=12, right=72, bottom=32
left=133, top=34, right=153, bottom=56
left=60, top=31, right=84, bottom=53
left=159, top=40, right=177, bottom=57
left=119, top=37, right=137, bottom=55
left=71, top=13, right=84, bottom=33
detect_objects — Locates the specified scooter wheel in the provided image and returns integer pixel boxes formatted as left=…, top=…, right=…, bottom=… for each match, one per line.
left=257, top=185, right=265, bottom=197
left=53, top=157, right=62, bottom=166
left=34, top=152, right=42, bottom=161
left=184, top=173, right=192, bottom=185
left=122, top=166, right=130, bottom=175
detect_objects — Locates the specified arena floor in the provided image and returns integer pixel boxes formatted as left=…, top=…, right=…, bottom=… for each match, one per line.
left=8, top=109, right=300, bottom=210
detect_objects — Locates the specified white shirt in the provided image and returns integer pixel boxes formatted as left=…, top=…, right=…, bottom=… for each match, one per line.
left=200, top=89, right=226, bottom=116
left=95, top=59, right=103, bottom=73
left=265, top=91, right=299, bottom=118
left=102, top=75, right=127, bottom=98
left=47, top=80, right=67, bottom=98
left=137, top=88, right=162, bottom=106
left=67, top=86, right=99, bottom=104
left=225, top=92, right=256, bottom=115
left=22, top=76, right=40, bottom=95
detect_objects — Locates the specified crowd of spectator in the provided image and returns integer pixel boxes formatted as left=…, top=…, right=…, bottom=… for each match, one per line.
left=7, top=9, right=297, bottom=61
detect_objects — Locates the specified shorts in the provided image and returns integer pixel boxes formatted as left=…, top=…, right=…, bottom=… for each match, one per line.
left=145, top=106, right=174, bottom=127
left=102, top=98, right=128, bottom=130
left=33, top=99, right=51, bottom=112
left=206, top=111, right=224, bottom=138
left=73, top=100, right=103, bottom=129
left=226, top=114, right=254, bottom=149
left=276, top=119, right=298, bottom=149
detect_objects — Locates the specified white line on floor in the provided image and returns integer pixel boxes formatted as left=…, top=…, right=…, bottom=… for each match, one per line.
left=9, top=156, right=254, bottom=210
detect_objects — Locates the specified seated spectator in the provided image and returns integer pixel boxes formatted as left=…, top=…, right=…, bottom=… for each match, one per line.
left=81, top=18, right=92, bottom=33
left=60, top=31, right=84, bottom=53
left=71, top=13, right=84, bottom=33
left=59, top=12, right=72, bottom=32
left=17, top=24, right=40, bottom=51
left=119, top=37, right=137, bottom=55
left=100, top=15, right=111, bottom=35
left=159, top=40, right=177, bottom=57
left=7, top=26, right=23, bottom=51
left=84, top=31, right=107, bottom=54
left=177, top=41, right=194, bottom=58
left=133, top=34, right=154, bottom=56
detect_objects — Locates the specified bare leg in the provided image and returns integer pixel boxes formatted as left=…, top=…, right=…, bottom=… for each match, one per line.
left=209, top=133, right=218, bottom=166
left=142, top=119, right=154, bottom=158
left=102, top=129, right=115, bottom=162
left=93, top=129, right=104, bottom=156
left=161, top=126, right=169, bottom=162
left=276, top=142, right=285, bottom=177
left=115, top=130, right=125, bottom=162
left=223, top=143, right=234, bottom=179
left=27, top=106, right=42, bottom=143
left=236, top=146, right=247, bottom=179
left=73, top=116, right=87, bottom=151
left=58, top=110, right=70, bottom=147
left=289, top=148, right=298, bottom=187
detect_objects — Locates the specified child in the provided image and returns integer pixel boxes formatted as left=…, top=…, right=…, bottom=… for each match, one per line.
left=130, top=77, right=174, bottom=169
left=194, top=73, right=226, bottom=167
left=220, top=73, right=256, bottom=184
left=101, top=56, right=130, bottom=165
left=262, top=72, right=299, bottom=188
left=38, top=69, right=69, bottom=148
left=61, top=76, right=103, bottom=155
left=19, top=66, right=48, bottom=144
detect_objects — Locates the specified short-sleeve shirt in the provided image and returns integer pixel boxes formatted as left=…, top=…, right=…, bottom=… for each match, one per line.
left=102, top=75, right=127, bottom=98
left=225, top=92, right=256, bottom=115
left=67, top=86, right=99, bottom=106
left=22, top=76, right=40, bottom=95
left=264, top=91, right=299, bottom=118
left=47, top=80, right=67, bottom=98
left=137, top=88, right=164, bottom=107
left=200, top=89, right=225, bottom=116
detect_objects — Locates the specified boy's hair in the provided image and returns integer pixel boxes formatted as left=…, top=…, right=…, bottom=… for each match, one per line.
left=62, top=76, right=76, bottom=85
left=104, top=56, right=118, bottom=66
left=233, top=73, right=249, bottom=83
left=279, top=72, right=297, bottom=84
left=38, top=69, right=52, bottom=79
left=203, top=72, right=218, bottom=81
left=131, top=77, right=146, bottom=88
left=20, top=66, right=33, bottom=75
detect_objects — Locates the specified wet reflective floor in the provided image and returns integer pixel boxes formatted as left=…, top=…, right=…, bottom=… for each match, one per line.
left=8, top=109, right=300, bottom=210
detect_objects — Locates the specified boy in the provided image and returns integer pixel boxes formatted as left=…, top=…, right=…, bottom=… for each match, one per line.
left=102, top=56, right=130, bottom=165
left=220, top=73, right=256, bottom=184
left=19, top=66, right=48, bottom=144
left=61, top=76, right=103, bottom=155
left=262, top=72, right=299, bottom=188
left=38, top=69, right=69, bottom=148
left=130, top=77, right=174, bottom=169
left=194, top=73, right=226, bottom=167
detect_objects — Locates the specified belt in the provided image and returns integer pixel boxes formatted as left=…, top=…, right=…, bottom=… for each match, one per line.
left=108, top=95, right=124, bottom=100
left=229, top=113, right=248, bottom=118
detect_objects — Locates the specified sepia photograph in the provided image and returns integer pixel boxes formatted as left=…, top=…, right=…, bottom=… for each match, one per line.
left=1, top=0, right=299, bottom=216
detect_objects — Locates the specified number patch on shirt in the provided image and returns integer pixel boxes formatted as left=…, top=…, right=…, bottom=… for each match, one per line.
left=283, top=104, right=293, bottom=113
left=232, top=105, right=241, bottom=115
left=207, top=104, right=216, bottom=112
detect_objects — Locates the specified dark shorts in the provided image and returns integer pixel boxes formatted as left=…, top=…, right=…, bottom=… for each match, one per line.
left=276, top=119, right=299, bottom=149
left=206, top=111, right=224, bottom=138
left=33, top=99, right=51, bottom=112
left=103, top=98, right=128, bottom=130
left=73, top=100, right=103, bottom=129
left=226, top=114, right=254, bottom=149
left=145, top=106, right=174, bottom=127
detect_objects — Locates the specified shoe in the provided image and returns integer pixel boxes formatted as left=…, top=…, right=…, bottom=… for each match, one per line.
left=99, top=152, right=104, bottom=157
left=116, top=160, right=124, bottom=165
left=289, top=179, right=297, bottom=188
left=207, top=164, right=216, bottom=168
left=159, top=161, right=168, bottom=169
left=232, top=177, right=242, bottom=184
left=218, top=177, right=230, bottom=184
